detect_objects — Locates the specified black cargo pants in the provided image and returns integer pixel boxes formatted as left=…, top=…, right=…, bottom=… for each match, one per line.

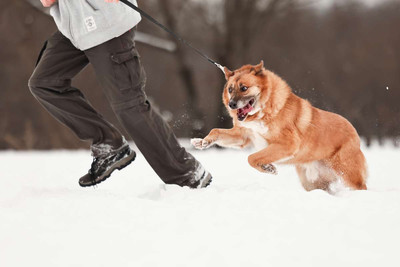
left=28, top=29, right=199, bottom=186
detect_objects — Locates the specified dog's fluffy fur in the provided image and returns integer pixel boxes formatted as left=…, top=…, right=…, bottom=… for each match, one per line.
left=192, top=61, right=367, bottom=193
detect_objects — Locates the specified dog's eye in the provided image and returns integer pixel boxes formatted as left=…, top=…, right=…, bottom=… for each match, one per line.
left=240, top=86, right=248, bottom=92
left=228, top=87, right=233, bottom=93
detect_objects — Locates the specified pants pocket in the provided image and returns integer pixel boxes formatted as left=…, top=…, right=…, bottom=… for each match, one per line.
left=110, top=47, right=143, bottom=91
left=35, top=40, right=48, bottom=67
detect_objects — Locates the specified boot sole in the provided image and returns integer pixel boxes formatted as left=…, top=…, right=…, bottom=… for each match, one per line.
left=79, top=150, right=136, bottom=187
left=197, top=173, right=213, bottom=188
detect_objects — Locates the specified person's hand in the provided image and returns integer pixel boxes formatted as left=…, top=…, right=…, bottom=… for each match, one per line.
left=40, top=0, right=57, bottom=7
left=105, top=0, right=120, bottom=3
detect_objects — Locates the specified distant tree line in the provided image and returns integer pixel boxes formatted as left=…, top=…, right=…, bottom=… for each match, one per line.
left=1, top=0, right=399, bottom=149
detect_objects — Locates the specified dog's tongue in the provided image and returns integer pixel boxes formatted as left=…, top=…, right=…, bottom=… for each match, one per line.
left=243, top=103, right=253, bottom=113
left=238, top=103, right=254, bottom=120
left=238, top=103, right=253, bottom=115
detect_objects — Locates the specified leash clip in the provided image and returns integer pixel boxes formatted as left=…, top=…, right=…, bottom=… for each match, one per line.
left=214, top=63, right=225, bottom=74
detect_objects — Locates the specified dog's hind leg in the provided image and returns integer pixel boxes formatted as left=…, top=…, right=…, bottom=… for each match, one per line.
left=296, top=163, right=332, bottom=192
left=296, top=165, right=316, bottom=191
left=329, top=145, right=367, bottom=190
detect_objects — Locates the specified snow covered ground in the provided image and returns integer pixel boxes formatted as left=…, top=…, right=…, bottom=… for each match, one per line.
left=1, top=143, right=400, bottom=267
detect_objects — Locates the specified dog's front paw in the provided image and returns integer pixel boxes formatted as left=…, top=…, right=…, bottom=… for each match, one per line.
left=191, top=138, right=214, bottom=150
left=259, top=164, right=278, bottom=175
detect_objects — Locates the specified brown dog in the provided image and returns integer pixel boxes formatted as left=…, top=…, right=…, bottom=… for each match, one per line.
left=192, top=61, right=367, bottom=193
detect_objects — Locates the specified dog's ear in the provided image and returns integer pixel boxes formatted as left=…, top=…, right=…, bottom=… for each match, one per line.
left=224, top=67, right=235, bottom=80
left=251, top=60, right=265, bottom=75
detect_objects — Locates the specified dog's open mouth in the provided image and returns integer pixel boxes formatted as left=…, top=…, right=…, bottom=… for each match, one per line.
left=237, top=98, right=255, bottom=121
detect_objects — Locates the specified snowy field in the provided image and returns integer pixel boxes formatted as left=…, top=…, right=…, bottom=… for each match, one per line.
left=1, top=142, right=400, bottom=267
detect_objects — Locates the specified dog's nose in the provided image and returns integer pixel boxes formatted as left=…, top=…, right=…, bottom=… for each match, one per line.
left=229, top=100, right=238, bottom=109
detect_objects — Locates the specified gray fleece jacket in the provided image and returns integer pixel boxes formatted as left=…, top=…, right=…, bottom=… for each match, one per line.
left=50, top=0, right=141, bottom=50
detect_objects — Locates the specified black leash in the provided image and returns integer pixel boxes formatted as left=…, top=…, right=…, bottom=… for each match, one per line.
left=120, top=0, right=225, bottom=74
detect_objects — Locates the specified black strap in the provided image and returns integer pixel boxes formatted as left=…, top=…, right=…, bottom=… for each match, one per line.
left=120, top=0, right=225, bottom=73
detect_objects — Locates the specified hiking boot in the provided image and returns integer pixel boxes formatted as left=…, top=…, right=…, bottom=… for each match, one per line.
left=79, top=139, right=136, bottom=187
left=186, top=163, right=213, bottom=189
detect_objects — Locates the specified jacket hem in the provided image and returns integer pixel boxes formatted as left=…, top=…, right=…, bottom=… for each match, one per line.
left=75, top=16, right=142, bottom=51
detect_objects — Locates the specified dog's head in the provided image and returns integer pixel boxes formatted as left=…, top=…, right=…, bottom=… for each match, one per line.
left=223, top=61, right=267, bottom=122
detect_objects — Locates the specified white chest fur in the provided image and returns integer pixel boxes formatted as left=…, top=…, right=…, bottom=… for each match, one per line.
left=240, top=120, right=269, bottom=150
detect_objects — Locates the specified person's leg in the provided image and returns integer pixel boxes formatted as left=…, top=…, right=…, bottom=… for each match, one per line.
left=84, top=29, right=211, bottom=187
left=28, top=31, right=123, bottom=148
left=29, top=31, right=136, bottom=187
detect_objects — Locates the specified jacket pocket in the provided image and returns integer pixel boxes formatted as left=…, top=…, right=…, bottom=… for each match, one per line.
left=110, top=48, right=143, bottom=91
